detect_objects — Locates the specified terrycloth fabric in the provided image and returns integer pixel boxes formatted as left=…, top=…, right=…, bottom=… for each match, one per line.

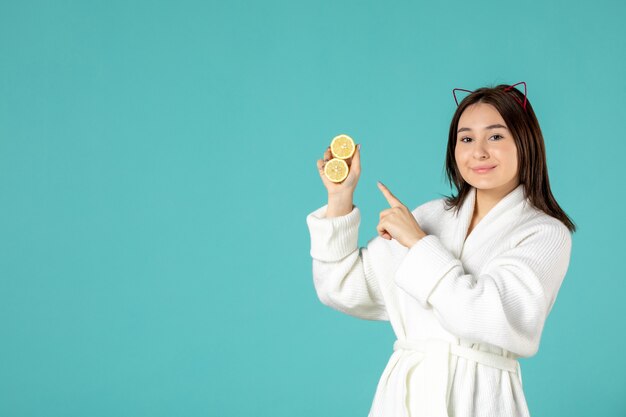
left=305, top=184, right=572, bottom=417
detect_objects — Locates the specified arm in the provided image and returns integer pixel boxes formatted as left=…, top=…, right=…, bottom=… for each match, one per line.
left=306, top=204, right=388, bottom=321
left=393, top=222, right=572, bottom=357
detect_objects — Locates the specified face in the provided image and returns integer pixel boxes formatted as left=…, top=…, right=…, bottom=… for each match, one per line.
left=454, top=102, right=519, bottom=193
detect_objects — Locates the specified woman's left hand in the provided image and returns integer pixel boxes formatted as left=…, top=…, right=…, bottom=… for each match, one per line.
left=376, top=181, right=427, bottom=248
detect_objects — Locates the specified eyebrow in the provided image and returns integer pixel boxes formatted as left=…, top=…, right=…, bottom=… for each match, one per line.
left=457, top=124, right=508, bottom=134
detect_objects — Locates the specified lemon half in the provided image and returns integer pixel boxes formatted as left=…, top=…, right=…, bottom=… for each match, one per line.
left=324, top=158, right=349, bottom=183
left=330, top=134, right=356, bottom=159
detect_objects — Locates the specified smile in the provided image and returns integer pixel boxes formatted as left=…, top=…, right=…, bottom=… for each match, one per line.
left=471, top=166, right=496, bottom=174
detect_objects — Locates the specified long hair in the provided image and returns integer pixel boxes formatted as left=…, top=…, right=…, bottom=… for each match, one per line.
left=441, top=83, right=577, bottom=233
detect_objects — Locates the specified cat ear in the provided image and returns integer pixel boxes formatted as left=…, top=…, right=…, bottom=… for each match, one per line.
left=504, top=81, right=528, bottom=110
left=452, top=88, right=474, bottom=106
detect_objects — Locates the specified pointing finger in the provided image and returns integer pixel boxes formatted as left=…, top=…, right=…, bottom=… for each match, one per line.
left=377, top=181, right=404, bottom=208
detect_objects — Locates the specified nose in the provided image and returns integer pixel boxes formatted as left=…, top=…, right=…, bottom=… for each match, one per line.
left=473, top=142, right=489, bottom=159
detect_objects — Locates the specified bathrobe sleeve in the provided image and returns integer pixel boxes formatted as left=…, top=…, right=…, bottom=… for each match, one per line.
left=306, top=204, right=388, bottom=321
left=393, top=222, right=572, bottom=357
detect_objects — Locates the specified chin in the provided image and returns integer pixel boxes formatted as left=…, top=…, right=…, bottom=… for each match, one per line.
left=465, top=178, right=504, bottom=189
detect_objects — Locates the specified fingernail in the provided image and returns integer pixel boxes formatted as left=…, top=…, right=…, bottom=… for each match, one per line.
left=357, top=144, right=361, bottom=150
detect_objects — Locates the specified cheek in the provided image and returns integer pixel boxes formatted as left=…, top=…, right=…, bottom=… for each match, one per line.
left=506, top=145, right=518, bottom=164
left=454, top=146, right=467, bottom=162
left=500, top=147, right=518, bottom=171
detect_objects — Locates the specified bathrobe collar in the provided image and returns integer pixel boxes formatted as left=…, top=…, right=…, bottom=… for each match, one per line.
left=450, top=183, right=528, bottom=261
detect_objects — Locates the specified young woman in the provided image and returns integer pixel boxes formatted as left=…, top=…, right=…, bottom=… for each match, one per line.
left=306, top=82, right=576, bottom=417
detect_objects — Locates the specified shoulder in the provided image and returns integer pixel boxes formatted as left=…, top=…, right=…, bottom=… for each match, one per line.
left=407, top=196, right=452, bottom=237
left=410, top=196, right=448, bottom=216
left=410, top=196, right=450, bottom=222
left=511, top=203, right=572, bottom=250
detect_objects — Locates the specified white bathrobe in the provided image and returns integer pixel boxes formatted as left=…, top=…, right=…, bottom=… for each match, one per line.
left=305, top=184, right=572, bottom=417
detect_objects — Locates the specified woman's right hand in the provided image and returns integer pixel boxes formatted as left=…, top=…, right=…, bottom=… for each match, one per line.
left=316, top=143, right=361, bottom=196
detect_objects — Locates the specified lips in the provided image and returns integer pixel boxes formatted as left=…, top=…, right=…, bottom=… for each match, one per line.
left=471, top=165, right=496, bottom=173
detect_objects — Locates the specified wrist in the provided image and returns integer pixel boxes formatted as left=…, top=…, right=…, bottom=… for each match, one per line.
left=326, top=193, right=354, bottom=218
left=328, top=190, right=354, bottom=199
left=409, top=232, right=427, bottom=248
left=327, top=192, right=354, bottom=206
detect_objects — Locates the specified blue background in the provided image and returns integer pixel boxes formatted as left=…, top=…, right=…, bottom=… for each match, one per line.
left=1, top=0, right=624, bottom=416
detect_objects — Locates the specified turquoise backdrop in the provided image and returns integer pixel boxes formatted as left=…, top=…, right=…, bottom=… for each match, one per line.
left=1, top=0, right=624, bottom=416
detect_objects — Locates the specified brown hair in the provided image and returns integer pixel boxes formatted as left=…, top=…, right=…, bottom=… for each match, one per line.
left=440, top=83, right=577, bottom=233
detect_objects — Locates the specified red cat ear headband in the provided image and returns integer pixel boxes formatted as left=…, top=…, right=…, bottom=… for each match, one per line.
left=453, top=81, right=528, bottom=111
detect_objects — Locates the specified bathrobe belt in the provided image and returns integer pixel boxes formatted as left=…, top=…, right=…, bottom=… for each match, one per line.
left=393, top=339, right=523, bottom=417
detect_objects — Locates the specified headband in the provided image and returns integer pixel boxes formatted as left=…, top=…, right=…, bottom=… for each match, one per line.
left=452, top=81, right=528, bottom=111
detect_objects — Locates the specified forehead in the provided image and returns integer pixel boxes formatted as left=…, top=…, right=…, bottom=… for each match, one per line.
left=458, top=102, right=505, bottom=125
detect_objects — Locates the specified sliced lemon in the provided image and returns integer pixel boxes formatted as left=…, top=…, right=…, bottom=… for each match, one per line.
left=330, top=134, right=356, bottom=159
left=324, top=158, right=349, bottom=183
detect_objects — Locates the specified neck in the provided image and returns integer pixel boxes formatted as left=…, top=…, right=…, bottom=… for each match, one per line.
left=474, top=182, right=519, bottom=219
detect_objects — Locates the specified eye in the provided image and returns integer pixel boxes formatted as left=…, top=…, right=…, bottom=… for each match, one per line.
left=459, top=134, right=503, bottom=143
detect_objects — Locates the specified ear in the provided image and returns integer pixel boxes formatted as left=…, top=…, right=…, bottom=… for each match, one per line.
left=452, top=88, right=474, bottom=106
left=503, top=81, right=528, bottom=110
